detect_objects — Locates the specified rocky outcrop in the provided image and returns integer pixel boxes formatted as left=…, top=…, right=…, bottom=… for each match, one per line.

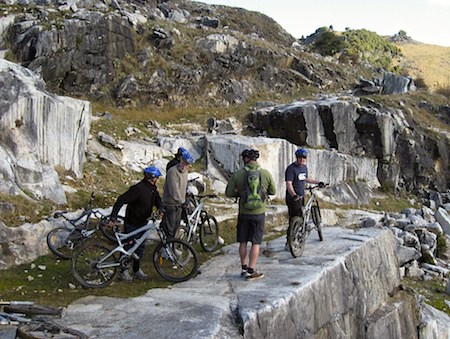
left=0, top=59, right=91, bottom=203
left=0, top=0, right=358, bottom=107
left=0, top=219, right=55, bottom=269
left=250, top=96, right=450, bottom=194
left=59, top=227, right=450, bottom=338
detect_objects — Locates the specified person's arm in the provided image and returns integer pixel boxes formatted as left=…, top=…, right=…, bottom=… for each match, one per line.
left=285, top=165, right=298, bottom=198
left=286, top=180, right=297, bottom=198
left=306, top=177, right=322, bottom=185
left=225, top=174, right=239, bottom=198
left=154, top=190, right=163, bottom=211
left=111, top=186, right=138, bottom=218
left=265, top=171, right=276, bottom=196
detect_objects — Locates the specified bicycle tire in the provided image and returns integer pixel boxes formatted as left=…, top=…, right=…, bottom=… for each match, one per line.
left=17, top=319, right=88, bottom=339
left=3, top=304, right=62, bottom=316
left=72, top=243, right=119, bottom=289
left=311, top=204, right=323, bottom=241
left=98, top=216, right=123, bottom=243
left=153, top=239, right=198, bottom=283
left=199, top=215, right=219, bottom=252
left=47, top=227, right=81, bottom=260
left=287, top=216, right=307, bottom=258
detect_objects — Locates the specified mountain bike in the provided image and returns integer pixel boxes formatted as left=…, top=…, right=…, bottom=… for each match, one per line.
left=46, top=193, right=120, bottom=259
left=71, top=216, right=199, bottom=288
left=175, top=193, right=220, bottom=252
left=0, top=301, right=87, bottom=338
left=287, top=184, right=326, bottom=258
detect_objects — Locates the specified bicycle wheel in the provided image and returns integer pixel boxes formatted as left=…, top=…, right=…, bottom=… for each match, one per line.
left=47, top=227, right=81, bottom=260
left=311, top=204, right=323, bottom=241
left=287, top=216, right=307, bottom=258
left=153, top=239, right=198, bottom=283
left=98, top=216, right=123, bottom=243
left=72, top=243, right=119, bottom=289
left=175, top=225, right=190, bottom=243
left=199, top=215, right=219, bottom=252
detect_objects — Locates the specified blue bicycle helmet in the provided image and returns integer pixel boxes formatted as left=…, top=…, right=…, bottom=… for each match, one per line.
left=176, top=147, right=188, bottom=156
left=180, top=150, right=194, bottom=164
left=143, top=166, right=161, bottom=179
left=295, top=148, right=309, bottom=158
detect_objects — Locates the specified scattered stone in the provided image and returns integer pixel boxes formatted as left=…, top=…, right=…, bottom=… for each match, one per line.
left=26, top=275, right=34, bottom=281
left=68, top=283, right=76, bottom=290
left=30, top=263, right=36, bottom=269
left=38, top=265, right=46, bottom=271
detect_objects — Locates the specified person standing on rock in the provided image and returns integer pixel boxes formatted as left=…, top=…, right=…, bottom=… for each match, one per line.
left=110, top=166, right=163, bottom=282
left=225, top=148, right=276, bottom=281
left=285, top=148, right=324, bottom=245
left=166, top=147, right=188, bottom=172
left=161, top=149, right=194, bottom=238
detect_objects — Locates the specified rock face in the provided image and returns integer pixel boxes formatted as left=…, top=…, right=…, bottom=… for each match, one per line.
left=59, top=227, right=450, bottom=338
left=0, top=59, right=91, bottom=203
left=250, top=96, right=450, bottom=194
left=205, top=134, right=379, bottom=201
left=0, top=219, right=55, bottom=269
left=0, top=0, right=357, bottom=107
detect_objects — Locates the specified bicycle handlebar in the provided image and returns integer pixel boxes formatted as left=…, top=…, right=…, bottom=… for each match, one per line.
left=306, top=183, right=329, bottom=192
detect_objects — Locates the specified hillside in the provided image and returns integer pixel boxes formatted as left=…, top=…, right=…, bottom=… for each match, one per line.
left=396, top=43, right=450, bottom=91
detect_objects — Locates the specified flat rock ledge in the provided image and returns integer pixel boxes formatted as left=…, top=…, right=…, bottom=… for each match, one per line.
left=60, top=227, right=431, bottom=338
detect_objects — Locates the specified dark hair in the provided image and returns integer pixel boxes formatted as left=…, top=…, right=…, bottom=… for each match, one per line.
left=241, top=149, right=259, bottom=161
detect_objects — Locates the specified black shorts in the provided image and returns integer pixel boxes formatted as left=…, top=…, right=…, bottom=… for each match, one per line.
left=237, top=213, right=265, bottom=244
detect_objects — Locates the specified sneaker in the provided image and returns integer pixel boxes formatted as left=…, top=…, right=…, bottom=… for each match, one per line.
left=240, top=268, right=249, bottom=277
left=245, top=271, right=264, bottom=281
left=119, top=270, right=133, bottom=282
left=132, top=269, right=149, bottom=280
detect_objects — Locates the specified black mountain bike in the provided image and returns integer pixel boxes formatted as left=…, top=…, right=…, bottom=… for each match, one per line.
left=46, top=193, right=119, bottom=259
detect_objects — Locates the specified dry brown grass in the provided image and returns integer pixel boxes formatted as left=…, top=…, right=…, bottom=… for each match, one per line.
left=396, top=43, right=450, bottom=91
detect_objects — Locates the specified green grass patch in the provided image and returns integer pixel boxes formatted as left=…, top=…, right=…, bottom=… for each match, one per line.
left=402, top=276, right=450, bottom=316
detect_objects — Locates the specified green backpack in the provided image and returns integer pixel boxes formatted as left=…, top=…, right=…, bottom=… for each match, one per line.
left=241, top=166, right=267, bottom=210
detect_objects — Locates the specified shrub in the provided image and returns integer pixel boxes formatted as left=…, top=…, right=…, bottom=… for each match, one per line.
left=435, top=84, right=450, bottom=98
left=312, top=28, right=401, bottom=71
left=313, top=31, right=348, bottom=56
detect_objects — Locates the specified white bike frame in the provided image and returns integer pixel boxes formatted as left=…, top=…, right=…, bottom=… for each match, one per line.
left=299, top=186, right=320, bottom=231
left=96, top=220, right=160, bottom=269
left=183, top=199, right=204, bottom=241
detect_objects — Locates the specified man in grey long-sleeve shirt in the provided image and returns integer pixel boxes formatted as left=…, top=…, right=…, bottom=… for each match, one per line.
left=161, top=150, right=193, bottom=238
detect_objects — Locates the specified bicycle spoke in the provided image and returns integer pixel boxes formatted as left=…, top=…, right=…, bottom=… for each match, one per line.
left=288, top=216, right=307, bottom=258
left=199, top=215, right=219, bottom=252
left=47, top=228, right=74, bottom=259
left=72, top=243, right=118, bottom=288
left=153, top=240, right=198, bottom=283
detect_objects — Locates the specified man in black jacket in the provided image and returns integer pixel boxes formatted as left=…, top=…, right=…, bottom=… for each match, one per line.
left=110, top=166, right=163, bottom=282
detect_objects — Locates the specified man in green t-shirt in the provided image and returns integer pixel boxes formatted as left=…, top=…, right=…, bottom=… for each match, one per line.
left=225, top=149, right=276, bottom=281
